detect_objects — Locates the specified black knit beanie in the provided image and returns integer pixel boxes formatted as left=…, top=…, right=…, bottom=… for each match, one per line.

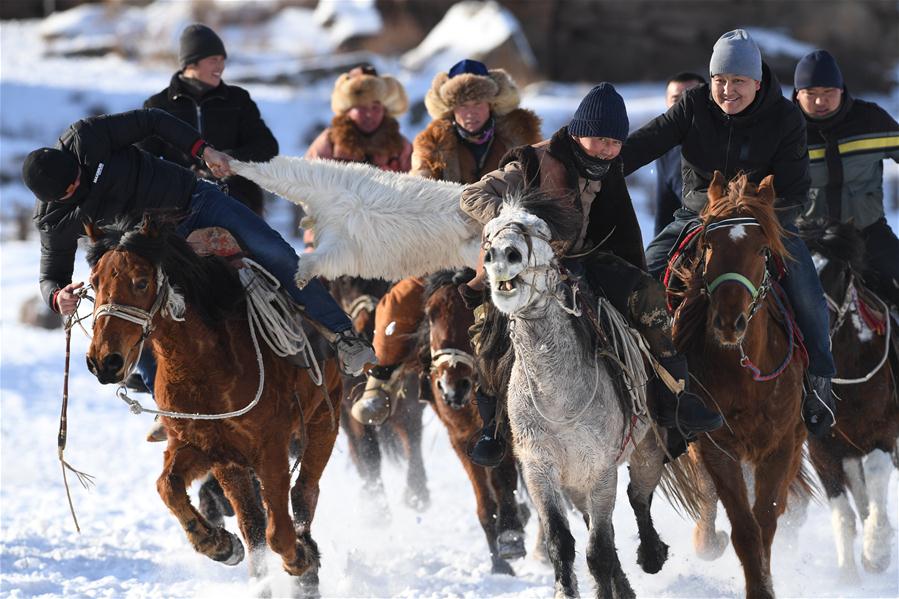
left=179, top=24, right=227, bottom=68
left=568, top=83, right=629, bottom=142
left=22, top=148, right=80, bottom=202
left=794, top=50, right=843, bottom=90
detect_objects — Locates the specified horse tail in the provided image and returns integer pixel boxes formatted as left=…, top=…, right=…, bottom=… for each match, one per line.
left=657, top=439, right=706, bottom=521
left=790, top=444, right=823, bottom=505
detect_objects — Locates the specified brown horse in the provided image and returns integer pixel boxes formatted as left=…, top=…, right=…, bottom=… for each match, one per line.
left=799, top=219, right=899, bottom=581
left=421, top=270, right=527, bottom=575
left=84, top=215, right=342, bottom=595
left=329, top=276, right=430, bottom=514
left=670, top=173, right=806, bottom=599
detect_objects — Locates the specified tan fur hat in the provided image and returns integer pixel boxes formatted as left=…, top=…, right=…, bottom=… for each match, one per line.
left=424, top=59, right=521, bottom=120
left=331, top=65, right=409, bottom=117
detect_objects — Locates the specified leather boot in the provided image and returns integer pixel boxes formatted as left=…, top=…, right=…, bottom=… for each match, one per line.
left=654, top=355, right=724, bottom=434
left=468, top=390, right=506, bottom=467
left=803, top=374, right=835, bottom=438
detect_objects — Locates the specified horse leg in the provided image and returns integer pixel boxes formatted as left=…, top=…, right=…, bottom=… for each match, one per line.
left=394, top=390, right=430, bottom=511
left=844, top=457, right=870, bottom=522
left=198, top=471, right=236, bottom=529
left=751, top=439, right=801, bottom=574
left=701, top=448, right=771, bottom=599
left=861, top=449, right=895, bottom=573
left=157, top=443, right=244, bottom=565
left=810, top=440, right=860, bottom=583
left=586, top=469, right=634, bottom=599
left=689, top=445, right=729, bottom=560
left=521, top=461, right=577, bottom=598
left=254, top=449, right=306, bottom=577
left=626, top=432, right=669, bottom=574
left=490, top=453, right=527, bottom=562
left=341, top=384, right=387, bottom=499
left=212, top=463, right=270, bottom=593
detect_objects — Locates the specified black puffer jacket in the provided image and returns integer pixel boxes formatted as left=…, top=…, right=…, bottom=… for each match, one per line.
left=33, top=109, right=203, bottom=308
left=140, top=74, right=278, bottom=212
left=623, top=63, right=810, bottom=222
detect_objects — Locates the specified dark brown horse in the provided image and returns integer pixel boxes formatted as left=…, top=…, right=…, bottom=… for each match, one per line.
left=421, top=270, right=527, bottom=575
left=329, top=276, right=430, bottom=514
left=670, top=173, right=806, bottom=599
left=84, top=215, right=342, bottom=595
left=800, top=219, right=899, bottom=582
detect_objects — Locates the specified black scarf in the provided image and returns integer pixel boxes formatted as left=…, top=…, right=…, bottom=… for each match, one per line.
left=568, top=136, right=613, bottom=181
left=178, top=74, right=218, bottom=100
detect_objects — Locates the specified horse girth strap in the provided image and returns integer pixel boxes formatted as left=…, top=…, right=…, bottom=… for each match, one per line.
left=431, top=347, right=478, bottom=372
left=706, top=272, right=761, bottom=299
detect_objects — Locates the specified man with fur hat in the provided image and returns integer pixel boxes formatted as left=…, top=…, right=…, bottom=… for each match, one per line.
left=622, top=29, right=837, bottom=438
left=792, top=49, right=899, bottom=307
left=140, top=23, right=278, bottom=216
left=351, top=59, right=541, bottom=428
left=460, top=83, right=723, bottom=465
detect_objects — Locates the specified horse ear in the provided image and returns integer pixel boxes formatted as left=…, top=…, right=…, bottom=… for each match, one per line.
left=708, top=171, right=726, bottom=202
left=84, top=222, right=104, bottom=243
left=138, top=213, right=162, bottom=238
left=757, top=175, right=776, bottom=204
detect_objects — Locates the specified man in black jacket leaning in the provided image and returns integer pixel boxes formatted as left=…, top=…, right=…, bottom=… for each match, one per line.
left=792, top=49, right=899, bottom=307
left=622, top=29, right=837, bottom=437
left=23, top=108, right=375, bottom=389
left=139, top=24, right=277, bottom=216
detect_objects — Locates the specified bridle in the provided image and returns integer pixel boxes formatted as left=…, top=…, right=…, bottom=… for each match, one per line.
left=430, top=347, right=478, bottom=374
left=344, top=294, right=378, bottom=323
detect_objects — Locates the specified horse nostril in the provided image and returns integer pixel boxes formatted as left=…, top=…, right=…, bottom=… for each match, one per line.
left=713, top=315, right=724, bottom=331
left=102, top=353, right=124, bottom=374
left=735, top=314, right=747, bottom=333
left=456, top=379, right=471, bottom=399
left=86, top=355, right=97, bottom=374
left=506, top=247, right=522, bottom=264
left=484, top=248, right=493, bottom=263
left=436, top=379, right=445, bottom=393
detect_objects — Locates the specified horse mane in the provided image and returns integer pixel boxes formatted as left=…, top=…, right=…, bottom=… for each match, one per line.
left=85, top=212, right=245, bottom=324
left=502, top=187, right=583, bottom=251
left=423, top=268, right=475, bottom=298
left=798, top=218, right=866, bottom=273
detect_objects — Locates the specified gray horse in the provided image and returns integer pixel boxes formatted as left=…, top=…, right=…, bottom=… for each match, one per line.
left=481, top=196, right=676, bottom=599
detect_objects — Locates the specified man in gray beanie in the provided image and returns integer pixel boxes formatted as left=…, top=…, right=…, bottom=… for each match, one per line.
left=622, top=29, right=838, bottom=438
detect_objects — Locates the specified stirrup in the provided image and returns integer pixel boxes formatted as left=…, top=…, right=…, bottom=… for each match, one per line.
left=351, top=377, right=392, bottom=425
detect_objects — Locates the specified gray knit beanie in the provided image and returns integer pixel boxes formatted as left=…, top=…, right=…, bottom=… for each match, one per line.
left=179, top=24, right=227, bottom=68
left=709, top=29, right=762, bottom=81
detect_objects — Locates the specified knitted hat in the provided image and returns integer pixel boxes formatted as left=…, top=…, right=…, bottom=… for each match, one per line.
left=331, top=65, right=409, bottom=117
left=709, top=29, right=762, bottom=81
left=424, top=59, right=520, bottom=120
left=794, top=50, right=844, bottom=90
left=22, top=148, right=80, bottom=202
left=179, top=24, right=227, bottom=68
left=568, top=83, right=629, bottom=142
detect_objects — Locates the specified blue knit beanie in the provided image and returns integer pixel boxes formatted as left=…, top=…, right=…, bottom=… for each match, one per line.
left=448, top=59, right=489, bottom=78
left=568, top=83, right=629, bottom=141
left=794, top=50, right=844, bottom=90
left=709, top=29, right=762, bottom=81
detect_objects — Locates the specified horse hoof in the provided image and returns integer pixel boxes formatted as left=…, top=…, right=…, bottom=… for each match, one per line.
left=497, top=529, right=527, bottom=560
left=862, top=551, right=891, bottom=574
left=490, top=556, right=515, bottom=576
left=637, top=538, right=669, bottom=574
left=694, top=529, right=729, bottom=561
left=404, top=488, right=430, bottom=512
left=212, top=530, right=245, bottom=566
left=292, top=567, right=321, bottom=599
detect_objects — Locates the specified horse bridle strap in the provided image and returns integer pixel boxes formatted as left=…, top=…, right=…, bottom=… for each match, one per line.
left=345, top=295, right=378, bottom=321
left=707, top=272, right=763, bottom=299
left=431, top=347, right=478, bottom=373
left=93, top=270, right=171, bottom=338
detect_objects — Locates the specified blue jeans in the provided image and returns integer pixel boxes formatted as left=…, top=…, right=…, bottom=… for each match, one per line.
left=136, top=181, right=352, bottom=394
left=644, top=209, right=836, bottom=378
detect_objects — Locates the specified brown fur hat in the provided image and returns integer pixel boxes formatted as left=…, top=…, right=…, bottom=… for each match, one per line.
left=331, top=65, right=409, bottom=117
left=424, top=63, right=521, bottom=120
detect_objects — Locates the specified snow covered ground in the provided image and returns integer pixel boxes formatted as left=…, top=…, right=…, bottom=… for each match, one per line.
left=2, top=3, right=898, bottom=598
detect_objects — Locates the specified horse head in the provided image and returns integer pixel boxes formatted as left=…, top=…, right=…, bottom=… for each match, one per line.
left=424, top=271, right=477, bottom=410
left=84, top=213, right=242, bottom=385
left=329, top=276, right=390, bottom=340
left=483, top=202, right=558, bottom=316
left=698, top=171, right=788, bottom=346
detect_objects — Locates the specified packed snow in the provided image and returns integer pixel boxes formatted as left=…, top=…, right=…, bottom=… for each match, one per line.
left=2, top=2, right=898, bottom=598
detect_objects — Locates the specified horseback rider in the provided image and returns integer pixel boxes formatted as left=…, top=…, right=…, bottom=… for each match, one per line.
left=302, top=64, right=413, bottom=250
left=138, top=24, right=278, bottom=217
left=461, top=83, right=724, bottom=466
left=621, top=29, right=837, bottom=437
left=23, top=109, right=376, bottom=391
left=792, top=49, right=899, bottom=308
left=351, top=59, right=542, bottom=426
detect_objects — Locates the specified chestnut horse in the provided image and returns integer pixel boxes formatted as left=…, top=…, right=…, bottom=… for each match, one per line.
left=329, top=276, right=430, bottom=514
left=799, top=219, right=898, bottom=581
left=670, top=173, right=806, bottom=599
left=84, top=215, right=342, bottom=595
left=421, top=270, right=527, bottom=575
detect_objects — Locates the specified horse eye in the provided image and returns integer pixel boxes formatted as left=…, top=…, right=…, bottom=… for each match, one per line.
left=135, top=279, right=149, bottom=291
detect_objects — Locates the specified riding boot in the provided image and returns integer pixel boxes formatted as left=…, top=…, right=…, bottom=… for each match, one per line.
left=803, top=374, right=836, bottom=438
left=653, top=354, right=724, bottom=434
left=468, top=390, right=507, bottom=468
left=352, top=364, right=397, bottom=425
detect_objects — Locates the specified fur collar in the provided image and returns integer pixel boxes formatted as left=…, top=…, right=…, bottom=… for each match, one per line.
left=329, top=114, right=406, bottom=162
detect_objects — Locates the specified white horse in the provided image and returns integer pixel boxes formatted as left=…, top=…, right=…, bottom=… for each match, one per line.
left=482, top=195, right=679, bottom=599
left=230, top=157, right=481, bottom=283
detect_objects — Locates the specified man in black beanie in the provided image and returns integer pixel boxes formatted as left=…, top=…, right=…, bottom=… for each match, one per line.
left=138, top=23, right=278, bottom=216
left=460, top=83, right=723, bottom=466
left=793, top=49, right=899, bottom=307
left=24, top=108, right=375, bottom=388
